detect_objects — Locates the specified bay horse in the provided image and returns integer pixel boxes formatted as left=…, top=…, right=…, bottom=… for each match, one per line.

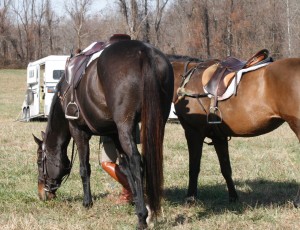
left=33, top=40, right=174, bottom=229
left=171, top=56, right=300, bottom=207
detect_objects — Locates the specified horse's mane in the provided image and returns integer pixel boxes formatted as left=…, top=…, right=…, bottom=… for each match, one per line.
left=167, top=54, right=203, bottom=62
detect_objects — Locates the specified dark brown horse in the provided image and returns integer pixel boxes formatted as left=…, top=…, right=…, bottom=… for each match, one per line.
left=33, top=40, right=174, bottom=229
left=171, top=56, right=300, bottom=207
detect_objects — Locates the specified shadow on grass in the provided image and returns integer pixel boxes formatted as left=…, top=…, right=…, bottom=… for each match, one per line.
left=52, top=179, right=298, bottom=227
left=164, top=179, right=298, bottom=218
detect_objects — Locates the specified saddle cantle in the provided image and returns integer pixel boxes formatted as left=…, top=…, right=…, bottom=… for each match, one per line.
left=64, top=34, right=131, bottom=120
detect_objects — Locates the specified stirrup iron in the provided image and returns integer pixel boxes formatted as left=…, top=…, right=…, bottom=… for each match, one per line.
left=207, top=106, right=222, bottom=124
left=65, top=101, right=79, bottom=120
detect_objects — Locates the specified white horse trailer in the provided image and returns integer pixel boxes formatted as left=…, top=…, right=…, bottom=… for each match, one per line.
left=20, top=55, right=69, bottom=121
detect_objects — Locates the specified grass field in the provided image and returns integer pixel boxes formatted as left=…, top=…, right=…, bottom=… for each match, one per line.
left=0, top=69, right=299, bottom=229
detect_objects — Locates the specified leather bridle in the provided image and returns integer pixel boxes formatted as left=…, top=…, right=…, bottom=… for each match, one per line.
left=40, top=140, right=77, bottom=193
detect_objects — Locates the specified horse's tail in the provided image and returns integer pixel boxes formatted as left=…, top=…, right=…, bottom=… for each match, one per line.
left=140, top=47, right=166, bottom=216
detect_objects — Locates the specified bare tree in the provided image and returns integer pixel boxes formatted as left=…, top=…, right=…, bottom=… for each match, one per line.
left=118, top=0, right=140, bottom=39
left=34, top=0, right=47, bottom=59
left=224, top=0, right=233, bottom=56
left=143, top=0, right=150, bottom=42
left=65, top=0, right=93, bottom=49
left=153, top=0, right=169, bottom=45
left=203, top=1, right=210, bottom=58
left=3, top=0, right=300, bottom=68
left=11, top=0, right=37, bottom=62
left=45, top=0, right=57, bottom=54
left=118, top=0, right=170, bottom=43
left=0, top=0, right=12, bottom=64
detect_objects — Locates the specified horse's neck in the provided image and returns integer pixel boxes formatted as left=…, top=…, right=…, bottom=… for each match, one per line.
left=45, top=93, right=71, bottom=152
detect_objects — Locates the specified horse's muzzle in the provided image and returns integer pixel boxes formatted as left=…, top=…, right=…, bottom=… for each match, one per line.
left=38, top=181, right=56, bottom=201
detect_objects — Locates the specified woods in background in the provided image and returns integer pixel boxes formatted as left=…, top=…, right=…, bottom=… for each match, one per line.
left=1, top=0, right=300, bottom=68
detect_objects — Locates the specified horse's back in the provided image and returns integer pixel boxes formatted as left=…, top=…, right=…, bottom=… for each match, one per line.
left=265, top=58, right=300, bottom=82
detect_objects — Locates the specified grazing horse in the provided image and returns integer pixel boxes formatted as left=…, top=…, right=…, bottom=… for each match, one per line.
left=33, top=40, right=174, bottom=229
left=171, top=56, right=300, bottom=207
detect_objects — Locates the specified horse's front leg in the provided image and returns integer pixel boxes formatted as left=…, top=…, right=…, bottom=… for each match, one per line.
left=70, top=125, right=93, bottom=207
left=212, top=137, right=238, bottom=202
left=184, top=126, right=204, bottom=203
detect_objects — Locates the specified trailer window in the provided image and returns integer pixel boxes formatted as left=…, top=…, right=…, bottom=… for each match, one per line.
left=29, top=70, right=34, bottom=78
left=53, top=70, right=64, bottom=80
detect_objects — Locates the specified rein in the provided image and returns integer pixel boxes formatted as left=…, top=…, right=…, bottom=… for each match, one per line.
left=61, top=139, right=77, bottom=184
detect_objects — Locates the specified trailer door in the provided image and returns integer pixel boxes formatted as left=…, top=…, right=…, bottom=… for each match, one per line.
left=27, top=65, right=40, bottom=117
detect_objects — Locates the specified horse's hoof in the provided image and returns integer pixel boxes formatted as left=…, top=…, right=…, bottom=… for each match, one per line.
left=293, top=198, right=300, bottom=208
left=146, top=204, right=153, bottom=225
left=185, top=196, right=196, bottom=205
left=83, top=201, right=93, bottom=208
left=137, top=222, right=147, bottom=230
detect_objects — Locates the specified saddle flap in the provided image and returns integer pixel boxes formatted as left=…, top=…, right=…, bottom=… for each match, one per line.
left=202, top=63, right=218, bottom=86
left=65, top=55, right=91, bottom=86
left=203, top=65, right=234, bottom=96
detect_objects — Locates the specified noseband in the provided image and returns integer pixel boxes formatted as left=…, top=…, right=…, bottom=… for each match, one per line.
left=41, top=145, right=62, bottom=193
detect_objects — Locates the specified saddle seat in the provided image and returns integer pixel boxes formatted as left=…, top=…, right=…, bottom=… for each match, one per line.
left=203, top=49, right=269, bottom=97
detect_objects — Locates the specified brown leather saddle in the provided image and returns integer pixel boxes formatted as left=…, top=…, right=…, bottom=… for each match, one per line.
left=64, top=34, right=131, bottom=120
left=203, top=49, right=270, bottom=97
left=202, top=49, right=271, bottom=124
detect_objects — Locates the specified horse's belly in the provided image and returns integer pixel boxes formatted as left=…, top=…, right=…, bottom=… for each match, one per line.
left=222, top=115, right=284, bottom=137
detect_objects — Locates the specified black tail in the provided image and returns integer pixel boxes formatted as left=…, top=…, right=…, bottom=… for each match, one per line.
left=140, top=47, right=166, bottom=215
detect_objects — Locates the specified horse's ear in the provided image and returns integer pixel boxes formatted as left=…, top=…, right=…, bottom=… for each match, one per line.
left=41, top=131, right=46, bottom=140
left=33, top=134, right=42, bottom=145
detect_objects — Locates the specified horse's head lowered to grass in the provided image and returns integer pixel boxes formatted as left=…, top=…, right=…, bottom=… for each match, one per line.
left=33, top=129, right=71, bottom=201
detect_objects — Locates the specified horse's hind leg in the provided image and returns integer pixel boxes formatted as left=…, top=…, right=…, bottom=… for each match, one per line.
left=212, top=137, right=238, bottom=202
left=117, top=124, right=148, bottom=228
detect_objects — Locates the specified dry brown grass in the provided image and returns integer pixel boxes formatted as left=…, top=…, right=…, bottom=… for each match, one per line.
left=0, top=69, right=299, bottom=229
